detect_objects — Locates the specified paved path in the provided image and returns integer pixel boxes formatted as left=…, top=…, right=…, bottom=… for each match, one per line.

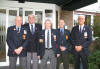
left=0, top=64, right=73, bottom=69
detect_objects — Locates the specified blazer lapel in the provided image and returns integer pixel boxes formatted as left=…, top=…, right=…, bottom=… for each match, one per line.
left=82, top=25, right=86, bottom=33
left=27, top=24, right=33, bottom=35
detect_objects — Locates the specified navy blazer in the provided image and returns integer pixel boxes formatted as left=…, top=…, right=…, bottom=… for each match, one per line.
left=57, top=29, right=71, bottom=54
left=23, top=23, right=42, bottom=52
left=37, top=29, right=59, bottom=59
left=71, top=25, right=92, bottom=56
left=7, top=25, right=28, bottom=57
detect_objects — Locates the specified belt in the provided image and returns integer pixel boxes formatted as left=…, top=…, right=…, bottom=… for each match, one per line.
left=45, top=48, right=52, bottom=50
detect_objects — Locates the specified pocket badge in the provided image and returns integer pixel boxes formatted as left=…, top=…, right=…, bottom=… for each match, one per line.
left=53, top=35, right=56, bottom=41
left=22, top=34, right=26, bottom=39
left=39, top=39, right=43, bottom=43
left=66, top=35, right=68, bottom=40
left=84, top=32, right=88, bottom=38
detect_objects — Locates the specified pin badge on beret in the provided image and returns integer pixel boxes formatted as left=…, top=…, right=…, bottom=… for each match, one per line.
left=66, top=35, right=68, bottom=40
left=84, top=32, right=88, bottom=38
left=39, top=39, right=43, bottom=43
left=54, top=35, right=56, bottom=41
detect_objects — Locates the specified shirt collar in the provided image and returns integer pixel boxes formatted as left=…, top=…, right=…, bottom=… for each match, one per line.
left=79, top=24, right=84, bottom=28
left=46, top=29, right=51, bottom=31
left=16, top=26, right=21, bottom=30
left=29, top=23, right=35, bottom=26
left=60, top=28, right=64, bottom=32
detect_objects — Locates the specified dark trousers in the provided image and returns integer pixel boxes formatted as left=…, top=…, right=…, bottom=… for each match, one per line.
left=9, top=56, right=26, bottom=69
left=56, top=52, right=69, bottom=69
left=74, top=52, right=88, bottom=69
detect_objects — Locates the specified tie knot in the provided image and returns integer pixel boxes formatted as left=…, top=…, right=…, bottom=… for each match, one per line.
left=48, top=30, right=49, bottom=34
left=17, top=27, right=20, bottom=32
left=31, top=25, right=33, bottom=27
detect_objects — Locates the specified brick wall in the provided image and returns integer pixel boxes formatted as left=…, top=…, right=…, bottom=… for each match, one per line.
left=60, top=11, right=74, bottom=31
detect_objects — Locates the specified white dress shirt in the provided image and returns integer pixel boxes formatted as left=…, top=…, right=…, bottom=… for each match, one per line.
left=79, top=24, right=84, bottom=32
left=45, top=29, right=52, bottom=48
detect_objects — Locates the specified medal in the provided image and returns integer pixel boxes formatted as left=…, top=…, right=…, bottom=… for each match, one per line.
left=24, top=30, right=27, bottom=34
left=13, top=28, right=16, bottom=31
left=39, top=39, right=43, bottom=43
left=84, top=32, right=88, bottom=38
left=66, top=35, right=68, bottom=40
left=53, top=35, right=56, bottom=41
left=22, top=34, right=26, bottom=39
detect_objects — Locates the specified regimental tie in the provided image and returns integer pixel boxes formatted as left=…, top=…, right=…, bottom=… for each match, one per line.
left=47, top=30, right=50, bottom=48
left=60, top=29, right=64, bottom=36
left=31, top=25, right=34, bottom=35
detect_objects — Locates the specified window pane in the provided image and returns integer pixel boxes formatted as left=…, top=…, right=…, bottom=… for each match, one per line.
left=25, top=11, right=33, bottom=23
left=35, top=11, right=42, bottom=25
left=9, top=10, right=17, bottom=26
left=0, top=9, right=6, bottom=62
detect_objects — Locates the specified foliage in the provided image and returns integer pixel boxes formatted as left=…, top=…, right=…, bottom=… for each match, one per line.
left=88, top=38, right=100, bottom=69
left=88, top=50, right=100, bottom=69
left=93, top=16, right=100, bottom=37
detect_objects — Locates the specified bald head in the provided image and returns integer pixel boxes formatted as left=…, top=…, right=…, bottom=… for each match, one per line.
left=15, top=16, right=22, bottom=27
left=78, top=15, right=85, bottom=25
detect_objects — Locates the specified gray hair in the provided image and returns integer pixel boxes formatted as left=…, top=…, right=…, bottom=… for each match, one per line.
left=28, top=14, right=35, bottom=18
left=78, top=15, right=85, bottom=19
left=45, top=19, right=52, bottom=24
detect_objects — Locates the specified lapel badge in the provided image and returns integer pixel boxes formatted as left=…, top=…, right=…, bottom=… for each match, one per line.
left=24, top=30, right=27, bottom=34
left=13, top=28, right=16, bottom=31
left=39, top=39, right=43, bottom=43
left=22, top=34, right=26, bottom=39
left=84, top=28, right=85, bottom=31
left=84, top=32, right=88, bottom=38
left=66, top=35, right=68, bottom=40
left=53, top=35, right=56, bottom=41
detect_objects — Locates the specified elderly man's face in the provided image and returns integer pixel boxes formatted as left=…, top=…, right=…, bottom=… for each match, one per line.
left=28, top=15, right=35, bottom=24
left=78, top=16, right=85, bottom=25
left=59, top=20, right=65, bottom=28
left=45, top=21, right=52, bottom=29
left=15, top=16, right=22, bottom=27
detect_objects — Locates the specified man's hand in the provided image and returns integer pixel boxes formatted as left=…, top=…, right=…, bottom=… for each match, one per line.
left=57, top=54, right=60, bottom=57
left=37, top=56, right=40, bottom=59
left=60, top=46, right=66, bottom=51
left=14, top=46, right=23, bottom=55
left=75, top=45, right=83, bottom=52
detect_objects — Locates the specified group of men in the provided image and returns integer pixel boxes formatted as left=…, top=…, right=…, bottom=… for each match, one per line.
left=7, top=14, right=92, bottom=69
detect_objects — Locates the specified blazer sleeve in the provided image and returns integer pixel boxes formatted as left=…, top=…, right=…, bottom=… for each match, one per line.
left=65, top=30, right=71, bottom=50
left=6, top=27, right=16, bottom=51
left=56, top=30, right=60, bottom=54
left=70, top=27, right=76, bottom=46
left=37, top=31, right=43, bottom=56
left=22, top=35, right=29, bottom=49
